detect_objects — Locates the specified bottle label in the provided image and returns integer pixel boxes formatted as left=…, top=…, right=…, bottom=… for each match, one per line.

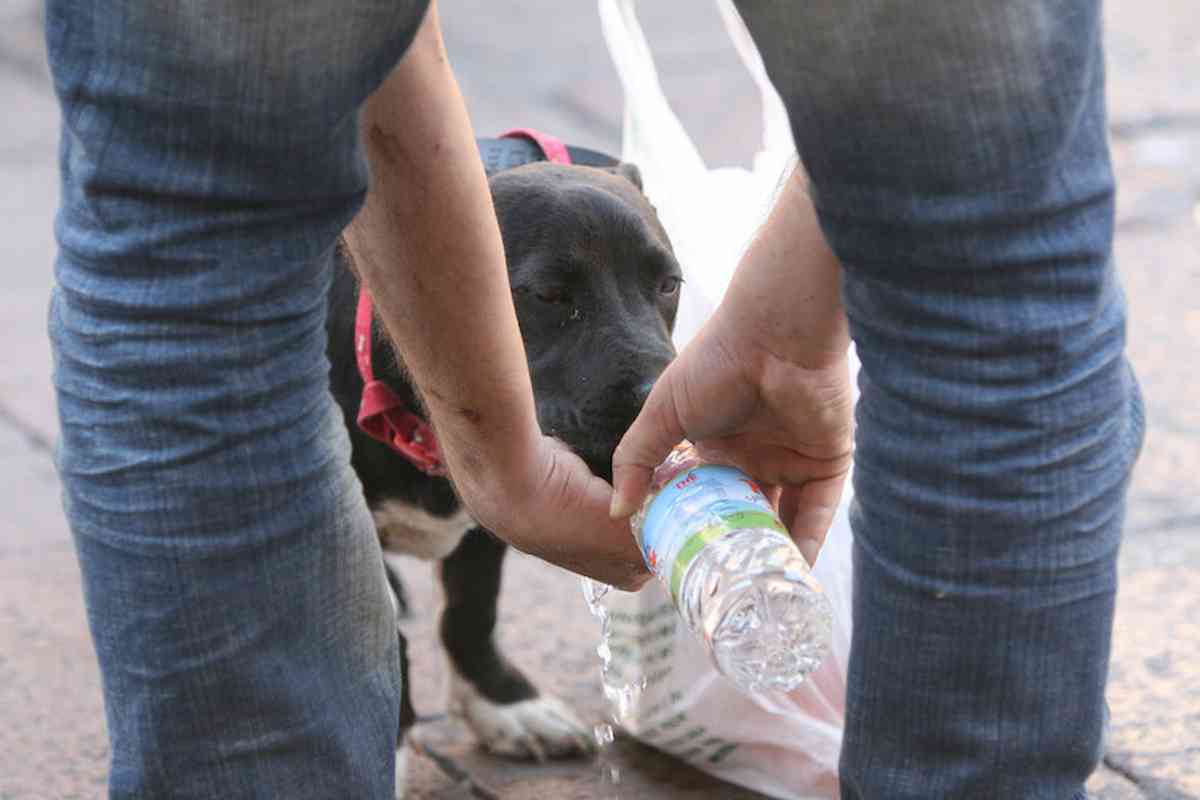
left=638, top=465, right=788, bottom=602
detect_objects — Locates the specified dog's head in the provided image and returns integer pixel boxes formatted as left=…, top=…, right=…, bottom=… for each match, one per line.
left=490, top=162, right=680, bottom=481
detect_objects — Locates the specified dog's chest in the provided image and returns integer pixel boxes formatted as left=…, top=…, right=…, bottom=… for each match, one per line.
left=372, top=499, right=475, bottom=561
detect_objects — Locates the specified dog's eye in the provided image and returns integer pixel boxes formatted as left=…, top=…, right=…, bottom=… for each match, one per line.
left=535, top=288, right=572, bottom=304
left=658, top=276, right=683, bottom=296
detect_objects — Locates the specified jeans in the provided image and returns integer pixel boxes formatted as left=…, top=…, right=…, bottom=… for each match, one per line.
left=47, top=1, right=429, bottom=797
left=734, top=1, right=1143, bottom=798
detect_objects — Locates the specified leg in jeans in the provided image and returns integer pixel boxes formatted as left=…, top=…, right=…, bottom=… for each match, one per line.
left=734, top=2, right=1143, bottom=797
left=46, top=1, right=429, bottom=796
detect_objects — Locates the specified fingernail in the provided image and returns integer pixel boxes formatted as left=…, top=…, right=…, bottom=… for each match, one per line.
left=609, top=492, right=634, bottom=519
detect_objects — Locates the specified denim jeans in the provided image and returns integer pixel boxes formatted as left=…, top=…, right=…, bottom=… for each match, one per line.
left=47, top=1, right=429, bottom=797
left=735, top=1, right=1143, bottom=798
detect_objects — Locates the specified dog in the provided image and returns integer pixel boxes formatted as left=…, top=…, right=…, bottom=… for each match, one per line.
left=325, top=135, right=680, bottom=786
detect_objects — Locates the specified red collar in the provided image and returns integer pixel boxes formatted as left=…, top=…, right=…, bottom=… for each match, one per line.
left=354, top=286, right=447, bottom=476
left=499, top=127, right=573, bottom=166
left=354, top=128, right=572, bottom=476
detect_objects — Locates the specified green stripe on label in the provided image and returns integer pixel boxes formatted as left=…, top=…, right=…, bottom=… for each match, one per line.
left=668, top=525, right=722, bottom=601
left=667, top=511, right=788, bottom=601
left=721, top=510, right=787, bottom=533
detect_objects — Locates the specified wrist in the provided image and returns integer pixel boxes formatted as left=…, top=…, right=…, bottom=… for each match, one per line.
left=421, top=393, right=552, bottom=530
left=717, top=169, right=849, bottom=371
left=435, top=417, right=546, bottom=537
left=424, top=390, right=541, bottom=475
left=712, top=283, right=848, bottom=375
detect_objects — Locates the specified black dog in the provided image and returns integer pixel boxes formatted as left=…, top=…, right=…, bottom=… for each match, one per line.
left=325, top=144, right=680, bottom=779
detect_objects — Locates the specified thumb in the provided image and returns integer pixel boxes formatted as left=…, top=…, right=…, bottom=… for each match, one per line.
left=610, top=373, right=687, bottom=519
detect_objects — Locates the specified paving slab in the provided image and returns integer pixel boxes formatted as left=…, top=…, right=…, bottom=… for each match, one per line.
left=0, top=423, right=108, bottom=799
left=443, top=0, right=760, bottom=168
left=1103, top=553, right=1200, bottom=799
left=0, top=7, right=59, bottom=449
left=1105, top=2, right=1200, bottom=125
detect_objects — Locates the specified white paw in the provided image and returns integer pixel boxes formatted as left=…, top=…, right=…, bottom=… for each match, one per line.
left=394, top=746, right=408, bottom=798
left=450, top=674, right=596, bottom=761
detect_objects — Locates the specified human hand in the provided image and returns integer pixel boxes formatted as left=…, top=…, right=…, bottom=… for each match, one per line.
left=444, top=429, right=651, bottom=591
left=610, top=312, right=853, bottom=564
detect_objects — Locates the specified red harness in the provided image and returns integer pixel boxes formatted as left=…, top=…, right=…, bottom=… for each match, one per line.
left=354, top=128, right=573, bottom=476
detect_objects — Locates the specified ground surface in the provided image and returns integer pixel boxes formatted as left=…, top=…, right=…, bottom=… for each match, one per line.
left=1, top=2, right=1197, bottom=798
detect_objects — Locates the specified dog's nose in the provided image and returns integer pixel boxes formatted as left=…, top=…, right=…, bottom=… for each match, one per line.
left=633, top=379, right=656, bottom=410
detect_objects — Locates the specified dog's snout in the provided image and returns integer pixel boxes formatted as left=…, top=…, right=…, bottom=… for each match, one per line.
left=633, top=379, right=655, bottom=409
left=617, top=371, right=665, bottom=416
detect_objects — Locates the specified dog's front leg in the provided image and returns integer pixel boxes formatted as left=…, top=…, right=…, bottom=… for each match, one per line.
left=438, top=528, right=594, bottom=760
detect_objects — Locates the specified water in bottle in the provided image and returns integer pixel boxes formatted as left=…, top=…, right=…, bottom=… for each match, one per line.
left=630, top=442, right=832, bottom=693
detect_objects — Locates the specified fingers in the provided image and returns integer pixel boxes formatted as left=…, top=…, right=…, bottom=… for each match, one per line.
left=609, top=368, right=688, bottom=519
left=450, top=435, right=651, bottom=590
left=511, top=509, right=649, bottom=590
left=607, top=463, right=651, bottom=520
left=604, top=562, right=653, bottom=592
left=778, top=471, right=849, bottom=566
left=533, top=443, right=652, bottom=591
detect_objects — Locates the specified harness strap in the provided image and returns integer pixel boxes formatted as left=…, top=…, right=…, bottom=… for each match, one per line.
left=477, top=133, right=611, bottom=174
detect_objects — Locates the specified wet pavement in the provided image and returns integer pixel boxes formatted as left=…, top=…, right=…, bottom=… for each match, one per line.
left=1, top=2, right=1197, bottom=798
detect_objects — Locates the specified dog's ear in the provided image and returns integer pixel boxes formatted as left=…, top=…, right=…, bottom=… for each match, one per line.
left=604, top=162, right=644, bottom=192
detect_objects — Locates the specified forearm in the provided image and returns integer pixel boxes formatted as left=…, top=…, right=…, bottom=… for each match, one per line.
left=345, top=4, right=538, bottom=475
left=718, top=168, right=849, bottom=370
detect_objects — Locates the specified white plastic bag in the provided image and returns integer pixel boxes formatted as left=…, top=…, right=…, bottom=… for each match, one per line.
left=596, top=2, right=856, bottom=797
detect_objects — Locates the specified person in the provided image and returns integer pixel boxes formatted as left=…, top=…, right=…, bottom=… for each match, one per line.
left=46, top=2, right=1141, bottom=800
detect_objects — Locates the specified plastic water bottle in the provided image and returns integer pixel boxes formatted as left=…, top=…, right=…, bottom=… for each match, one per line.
left=630, top=442, right=833, bottom=693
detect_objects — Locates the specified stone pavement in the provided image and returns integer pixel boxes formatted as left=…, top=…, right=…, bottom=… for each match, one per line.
left=1, top=2, right=1196, bottom=798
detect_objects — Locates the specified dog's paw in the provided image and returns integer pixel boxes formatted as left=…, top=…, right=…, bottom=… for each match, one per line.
left=450, top=675, right=596, bottom=761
